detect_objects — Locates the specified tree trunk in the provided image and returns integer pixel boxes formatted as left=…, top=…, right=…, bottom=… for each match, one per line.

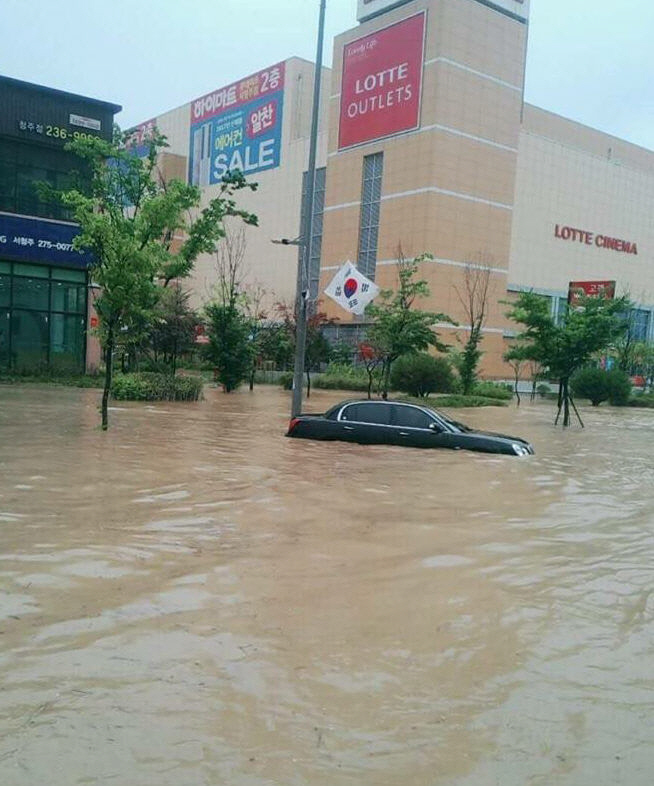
left=382, top=359, right=391, bottom=399
left=101, top=325, right=115, bottom=431
left=514, top=372, right=521, bottom=406
left=306, top=369, right=311, bottom=398
left=367, top=371, right=373, bottom=400
left=562, top=377, right=570, bottom=427
left=249, top=365, right=255, bottom=391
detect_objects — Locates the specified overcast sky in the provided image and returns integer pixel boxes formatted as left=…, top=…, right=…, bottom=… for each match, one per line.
left=2, top=0, right=653, bottom=150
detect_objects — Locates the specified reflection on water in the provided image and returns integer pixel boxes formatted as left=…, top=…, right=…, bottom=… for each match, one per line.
left=1, top=384, right=653, bottom=785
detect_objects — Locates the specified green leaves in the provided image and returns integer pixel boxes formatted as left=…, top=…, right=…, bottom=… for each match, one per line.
left=52, top=126, right=257, bottom=426
left=505, top=290, right=631, bottom=425
left=364, top=255, right=454, bottom=395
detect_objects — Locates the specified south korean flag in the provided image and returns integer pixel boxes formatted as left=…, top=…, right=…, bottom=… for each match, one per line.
left=324, top=261, right=380, bottom=316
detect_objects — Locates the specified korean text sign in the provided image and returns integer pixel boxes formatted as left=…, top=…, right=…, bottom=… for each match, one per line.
left=189, top=63, right=285, bottom=187
left=0, top=213, right=92, bottom=269
left=339, top=12, right=425, bottom=150
left=568, top=281, right=616, bottom=307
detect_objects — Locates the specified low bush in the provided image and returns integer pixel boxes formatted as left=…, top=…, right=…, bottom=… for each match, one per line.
left=607, top=369, right=632, bottom=406
left=571, top=367, right=631, bottom=406
left=400, top=394, right=508, bottom=408
left=313, top=363, right=371, bottom=392
left=471, top=381, right=513, bottom=400
left=111, top=372, right=203, bottom=401
left=628, top=393, right=654, bottom=408
left=390, top=353, right=456, bottom=398
left=0, top=371, right=103, bottom=388
left=278, top=372, right=294, bottom=390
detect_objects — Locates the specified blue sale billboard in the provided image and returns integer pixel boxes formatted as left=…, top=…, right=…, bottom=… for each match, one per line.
left=189, top=63, right=285, bottom=187
left=0, top=212, right=92, bottom=268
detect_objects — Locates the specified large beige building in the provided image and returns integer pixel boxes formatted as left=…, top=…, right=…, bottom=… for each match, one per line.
left=137, top=0, right=654, bottom=376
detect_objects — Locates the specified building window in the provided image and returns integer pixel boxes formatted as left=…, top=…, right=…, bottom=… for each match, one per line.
left=0, top=261, right=87, bottom=373
left=628, top=309, right=650, bottom=343
left=357, top=152, right=384, bottom=280
left=299, top=166, right=326, bottom=300
left=0, top=139, right=83, bottom=221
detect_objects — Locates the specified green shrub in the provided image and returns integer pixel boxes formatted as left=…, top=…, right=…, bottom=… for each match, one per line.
left=628, top=393, right=654, bottom=408
left=0, top=372, right=103, bottom=388
left=390, top=353, right=455, bottom=398
left=471, top=381, right=513, bottom=400
left=571, top=367, right=610, bottom=406
left=571, top=367, right=631, bottom=406
left=111, top=372, right=203, bottom=401
left=537, top=383, right=551, bottom=398
left=400, top=394, right=508, bottom=408
left=329, top=341, right=355, bottom=366
left=607, top=369, right=632, bottom=406
left=278, top=372, right=294, bottom=390
left=313, top=363, right=371, bottom=392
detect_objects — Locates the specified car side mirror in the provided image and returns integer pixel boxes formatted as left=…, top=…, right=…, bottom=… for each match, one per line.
left=429, top=422, right=439, bottom=431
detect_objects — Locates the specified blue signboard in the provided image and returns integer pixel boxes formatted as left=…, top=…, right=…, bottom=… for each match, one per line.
left=189, top=63, right=285, bottom=187
left=0, top=212, right=92, bottom=268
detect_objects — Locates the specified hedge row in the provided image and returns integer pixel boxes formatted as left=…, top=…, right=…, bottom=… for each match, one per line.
left=111, top=372, right=203, bottom=401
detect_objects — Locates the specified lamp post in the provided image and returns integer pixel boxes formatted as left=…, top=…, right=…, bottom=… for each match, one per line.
left=290, top=0, right=327, bottom=418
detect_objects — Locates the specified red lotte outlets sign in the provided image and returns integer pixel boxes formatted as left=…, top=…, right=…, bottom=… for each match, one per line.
left=339, top=12, right=425, bottom=149
left=554, top=224, right=638, bottom=255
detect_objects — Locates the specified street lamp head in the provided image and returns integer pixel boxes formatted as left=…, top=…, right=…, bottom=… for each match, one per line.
left=271, top=237, right=303, bottom=246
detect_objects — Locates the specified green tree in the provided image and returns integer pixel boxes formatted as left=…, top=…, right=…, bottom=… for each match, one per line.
left=204, top=225, right=255, bottom=392
left=204, top=302, right=252, bottom=391
left=505, top=291, right=630, bottom=426
left=365, top=254, right=453, bottom=397
left=275, top=302, right=334, bottom=397
left=148, top=284, right=198, bottom=374
left=56, top=128, right=256, bottom=428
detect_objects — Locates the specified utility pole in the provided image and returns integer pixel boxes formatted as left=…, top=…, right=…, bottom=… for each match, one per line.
left=291, top=0, right=326, bottom=418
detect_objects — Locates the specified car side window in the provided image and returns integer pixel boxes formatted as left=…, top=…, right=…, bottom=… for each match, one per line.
left=341, top=403, right=391, bottom=425
left=392, top=404, right=436, bottom=430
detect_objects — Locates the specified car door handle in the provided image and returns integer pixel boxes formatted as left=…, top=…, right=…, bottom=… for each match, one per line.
left=343, top=425, right=355, bottom=431
left=399, top=431, right=410, bottom=436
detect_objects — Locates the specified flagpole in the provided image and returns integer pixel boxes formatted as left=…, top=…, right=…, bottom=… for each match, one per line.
left=291, top=0, right=326, bottom=419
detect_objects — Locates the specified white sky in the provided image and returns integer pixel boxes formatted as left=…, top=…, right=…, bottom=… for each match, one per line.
left=1, top=0, right=653, bottom=150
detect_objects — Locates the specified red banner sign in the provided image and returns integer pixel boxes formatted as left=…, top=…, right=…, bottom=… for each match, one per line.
left=339, top=12, right=425, bottom=150
left=191, top=63, right=285, bottom=124
left=568, top=280, right=616, bottom=307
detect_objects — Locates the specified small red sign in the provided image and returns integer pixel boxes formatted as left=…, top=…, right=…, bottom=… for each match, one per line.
left=339, top=12, right=425, bottom=150
left=90, top=315, right=99, bottom=328
left=568, top=280, right=616, bottom=307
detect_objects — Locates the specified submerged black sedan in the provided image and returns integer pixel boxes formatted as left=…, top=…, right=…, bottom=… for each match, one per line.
left=286, top=399, right=534, bottom=456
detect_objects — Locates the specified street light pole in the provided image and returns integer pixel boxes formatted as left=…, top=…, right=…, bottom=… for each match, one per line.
left=291, top=0, right=327, bottom=418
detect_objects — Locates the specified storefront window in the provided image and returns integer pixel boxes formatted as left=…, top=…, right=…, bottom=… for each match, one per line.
left=0, top=261, right=87, bottom=372
left=13, top=275, right=49, bottom=310
left=11, top=309, right=49, bottom=369
left=0, top=273, right=9, bottom=307
left=50, top=313, right=85, bottom=372
left=51, top=280, right=85, bottom=313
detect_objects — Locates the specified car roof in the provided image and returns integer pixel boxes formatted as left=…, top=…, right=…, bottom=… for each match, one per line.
left=325, top=398, right=439, bottom=415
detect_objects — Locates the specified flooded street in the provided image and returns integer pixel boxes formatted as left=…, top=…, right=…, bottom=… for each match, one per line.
left=1, top=384, right=653, bottom=785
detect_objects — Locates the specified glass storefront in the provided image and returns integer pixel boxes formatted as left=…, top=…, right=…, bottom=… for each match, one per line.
left=0, top=260, right=87, bottom=372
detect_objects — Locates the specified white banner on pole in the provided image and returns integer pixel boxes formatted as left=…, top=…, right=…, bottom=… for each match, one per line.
left=324, top=261, right=380, bottom=316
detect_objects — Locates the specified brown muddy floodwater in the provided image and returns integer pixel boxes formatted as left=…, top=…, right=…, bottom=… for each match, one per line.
left=0, top=384, right=653, bottom=786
